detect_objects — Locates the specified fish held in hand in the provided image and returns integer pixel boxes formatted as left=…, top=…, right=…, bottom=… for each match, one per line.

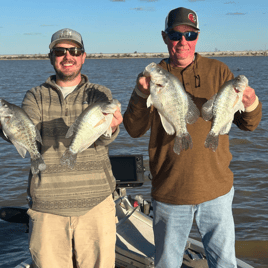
left=144, top=62, right=200, bottom=154
left=0, top=99, right=46, bottom=174
left=202, top=75, right=248, bottom=152
left=60, top=99, right=121, bottom=169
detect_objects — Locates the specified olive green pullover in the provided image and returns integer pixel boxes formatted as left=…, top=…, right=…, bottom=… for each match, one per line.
left=123, top=53, right=262, bottom=205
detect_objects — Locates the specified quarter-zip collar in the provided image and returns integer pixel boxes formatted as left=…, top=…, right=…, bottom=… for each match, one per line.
left=43, top=74, right=90, bottom=103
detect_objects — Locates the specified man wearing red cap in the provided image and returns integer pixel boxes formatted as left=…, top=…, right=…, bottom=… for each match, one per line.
left=123, top=7, right=262, bottom=267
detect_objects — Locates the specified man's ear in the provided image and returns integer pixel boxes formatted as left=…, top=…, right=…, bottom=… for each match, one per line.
left=161, top=31, right=168, bottom=45
left=48, top=52, right=53, bottom=65
left=82, top=52, right=86, bottom=64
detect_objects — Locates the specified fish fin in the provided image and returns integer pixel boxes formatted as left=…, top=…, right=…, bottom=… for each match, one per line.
left=103, top=126, right=113, bottom=138
left=204, top=132, right=219, bottom=152
left=238, top=106, right=245, bottom=113
left=2, top=129, right=9, bottom=139
left=65, top=124, right=75, bottom=138
left=233, top=99, right=245, bottom=113
left=146, top=95, right=153, bottom=108
left=94, top=117, right=107, bottom=128
left=173, top=133, right=193, bottom=155
left=232, top=95, right=240, bottom=108
left=31, top=155, right=46, bottom=175
left=239, top=100, right=245, bottom=112
left=99, top=114, right=113, bottom=137
left=219, top=120, right=233, bottom=135
left=11, top=140, right=27, bottom=158
left=186, top=94, right=200, bottom=124
left=35, top=127, right=43, bottom=145
left=158, top=112, right=175, bottom=135
left=201, top=95, right=217, bottom=121
left=60, top=150, right=77, bottom=169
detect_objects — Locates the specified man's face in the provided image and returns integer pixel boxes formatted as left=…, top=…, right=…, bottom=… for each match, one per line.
left=162, top=25, right=199, bottom=68
left=50, top=41, right=86, bottom=84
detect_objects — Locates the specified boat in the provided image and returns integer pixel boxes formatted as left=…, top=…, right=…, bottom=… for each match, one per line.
left=0, top=155, right=253, bottom=268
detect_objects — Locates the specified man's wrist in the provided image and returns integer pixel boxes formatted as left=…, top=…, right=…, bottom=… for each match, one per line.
left=245, top=96, right=259, bottom=112
left=134, top=85, right=150, bottom=99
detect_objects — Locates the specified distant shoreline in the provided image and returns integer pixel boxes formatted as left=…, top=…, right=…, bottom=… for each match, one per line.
left=0, top=51, right=267, bottom=60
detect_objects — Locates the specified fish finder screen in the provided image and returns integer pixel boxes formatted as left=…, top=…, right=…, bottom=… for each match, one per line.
left=110, top=156, right=138, bottom=182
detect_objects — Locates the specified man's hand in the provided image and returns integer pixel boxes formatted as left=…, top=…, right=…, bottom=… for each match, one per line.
left=111, top=107, right=123, bottom=133
left=137, top=73, right=151, bottom=96
left=242, top=86, right=256, bottom=108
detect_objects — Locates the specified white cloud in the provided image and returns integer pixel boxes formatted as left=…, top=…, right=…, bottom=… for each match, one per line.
left=131, top=7, right=155, bottom=11
left=226, top=12, right=246, bottom=15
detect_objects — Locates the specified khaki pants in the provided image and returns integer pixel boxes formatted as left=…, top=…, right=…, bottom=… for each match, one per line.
left=27, top=195, right=116, bottom=268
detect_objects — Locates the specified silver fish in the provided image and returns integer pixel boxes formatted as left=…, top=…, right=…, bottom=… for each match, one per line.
left=202, top=75, right=248, bottom=152
left=144, top=62, right=200, bottom=154
left=60, top=99, right=121, bottom=169
left=0, top=99, right=46, bottom=174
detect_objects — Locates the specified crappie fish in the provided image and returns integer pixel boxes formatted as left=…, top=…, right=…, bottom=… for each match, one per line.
left=60, top=99, right=121, bottom=169
left=144, top=62, right=200, bottom=154
left=202, top=75, right=248, bottom=152
left=0, top=99, right=46, bottom=174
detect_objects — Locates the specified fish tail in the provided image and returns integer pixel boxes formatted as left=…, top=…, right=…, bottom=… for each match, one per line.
left=31, top=155, right=46, bottom=175
left=205, top=132, right=219, bottom=152
left=60, top=150, right=77, bottom=169
left=173, top=133, right=193, bottom=155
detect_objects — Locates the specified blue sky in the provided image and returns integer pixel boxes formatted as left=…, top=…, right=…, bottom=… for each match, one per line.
left=1, top=0, right=267, bottom=55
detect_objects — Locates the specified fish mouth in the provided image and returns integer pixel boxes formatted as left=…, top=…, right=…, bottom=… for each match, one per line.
left=234, top=87, right=240, bottom=93
left=143, top=63, right=168, bottom=88
left=233, top=75, right=248, bottom=92
left=144, top=62, right=157, bottom=75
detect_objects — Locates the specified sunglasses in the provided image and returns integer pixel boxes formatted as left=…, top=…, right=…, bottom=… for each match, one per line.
left=167, top=31, right=199, bottom=41
left=51, top=47, right=84, bottom=57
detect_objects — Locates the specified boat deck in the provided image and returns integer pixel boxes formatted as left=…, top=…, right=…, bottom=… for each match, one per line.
left=115, top=196, right=209, bottom=268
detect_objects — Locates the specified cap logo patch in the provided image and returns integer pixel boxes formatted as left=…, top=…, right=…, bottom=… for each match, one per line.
left=60, top=29, right=72, bottom=38
left=188, top=13, right=196, bottom=24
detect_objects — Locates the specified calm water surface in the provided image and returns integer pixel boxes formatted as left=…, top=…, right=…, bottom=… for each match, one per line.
left=0, top=57, right=267, bottom=267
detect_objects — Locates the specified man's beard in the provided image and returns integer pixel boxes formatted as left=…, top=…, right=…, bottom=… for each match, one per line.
left=54, top=60, right=83, bottom=82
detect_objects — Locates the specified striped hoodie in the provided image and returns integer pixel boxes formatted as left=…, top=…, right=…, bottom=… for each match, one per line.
left=22, top=74, right=118, bottom=216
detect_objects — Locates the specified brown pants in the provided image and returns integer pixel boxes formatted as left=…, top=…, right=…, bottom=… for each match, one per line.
left=27, top=195, right=116, bottom=268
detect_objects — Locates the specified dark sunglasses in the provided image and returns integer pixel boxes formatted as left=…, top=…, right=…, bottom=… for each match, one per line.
left=167, top=31, right=199, bottom=41
left=51, top=47, right=84, bottom=57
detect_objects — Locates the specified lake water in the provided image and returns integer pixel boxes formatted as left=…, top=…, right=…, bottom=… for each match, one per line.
left=0, top=57, right=267, bottom=267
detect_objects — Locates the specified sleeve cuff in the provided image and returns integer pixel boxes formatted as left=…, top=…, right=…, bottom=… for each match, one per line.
left=134, top=85, right=150, bottom=99
left=245, top=96, right=259, bottom=113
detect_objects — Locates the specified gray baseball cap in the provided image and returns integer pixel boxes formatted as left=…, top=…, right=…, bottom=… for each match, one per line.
left=164, top=7, right=200, bottom=32
left=49, top=28, right=85, bottom=50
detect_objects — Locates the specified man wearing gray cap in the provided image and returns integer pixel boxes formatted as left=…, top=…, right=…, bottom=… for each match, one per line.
left=21, top=28, right=122, bottom=267
left=123, top=7, right=262, bottom=267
